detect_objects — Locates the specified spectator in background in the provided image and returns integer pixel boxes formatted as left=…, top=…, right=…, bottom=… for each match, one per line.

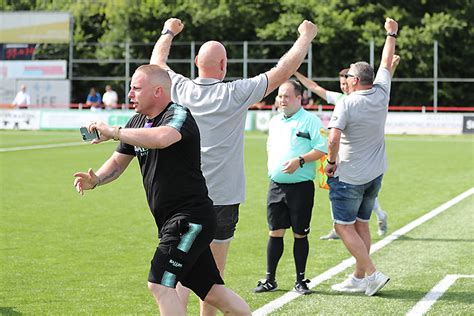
left=12, top=84, right=30, bottom=109
left=86, top=87, right=102, bottom=111
left=301, top=90, right=313, bottom=106
left=103, top=85, right=119, bottom=110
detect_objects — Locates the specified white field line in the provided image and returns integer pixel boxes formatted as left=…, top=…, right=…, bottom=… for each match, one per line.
left=0, top=142, right=86, bottom=152
left=252, top=187, right=474, bottom=316
left=406, top=274, right=474, bottom=316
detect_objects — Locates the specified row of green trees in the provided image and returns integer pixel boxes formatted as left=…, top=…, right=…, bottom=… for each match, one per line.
left=3, top=0, right=473, bottom=106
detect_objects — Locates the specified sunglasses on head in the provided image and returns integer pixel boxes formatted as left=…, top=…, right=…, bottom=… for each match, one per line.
left=344, top=73, right=356, bottom=79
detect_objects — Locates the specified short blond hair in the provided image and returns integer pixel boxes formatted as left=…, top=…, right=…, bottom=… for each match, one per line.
left=135, top=64, right=172, bottom=91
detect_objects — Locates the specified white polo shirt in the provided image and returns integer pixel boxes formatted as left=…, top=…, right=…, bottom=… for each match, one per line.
left=328, top=67, right=391, bottom=185
left=167, top=70, right=268, bottom=205
left=13, top=91, right=30, bottom=107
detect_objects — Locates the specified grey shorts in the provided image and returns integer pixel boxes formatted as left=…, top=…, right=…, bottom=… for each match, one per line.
left=213, top=204, right=239, bottom=243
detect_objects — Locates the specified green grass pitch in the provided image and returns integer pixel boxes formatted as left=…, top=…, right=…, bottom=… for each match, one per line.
left=1, top=130, right=473, bottom=315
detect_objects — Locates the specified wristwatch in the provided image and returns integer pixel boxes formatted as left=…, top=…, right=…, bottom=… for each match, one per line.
left=161, top=28, right=175, bottom=37
left=298, top=156, right=305, bottom=168
left=386, top=31, right=398, bottom=38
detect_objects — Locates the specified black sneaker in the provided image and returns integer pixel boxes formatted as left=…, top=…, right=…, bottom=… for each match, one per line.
left=254, top=279, right=278, bottom=293
left=294, top=279, right=312, bottom=295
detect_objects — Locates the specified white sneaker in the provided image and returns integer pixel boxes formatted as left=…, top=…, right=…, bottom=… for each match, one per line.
left=331, top=276, right=367, bottom=293
left=377, top=211, right=388, bottom=236
left=365, top=271, right=390, bottom=296
left=320, top=229, right=340, bottom=240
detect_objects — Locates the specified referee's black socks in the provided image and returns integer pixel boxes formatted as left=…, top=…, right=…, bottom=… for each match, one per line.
left=266, top=236, right=284, bottom=281
left=294, top=236, right=309, bottom=282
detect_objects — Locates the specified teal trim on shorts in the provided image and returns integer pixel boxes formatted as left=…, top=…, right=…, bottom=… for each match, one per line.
left=161, top=271, right=176, bottom=287
left=177, top=222, right=202, bottom=253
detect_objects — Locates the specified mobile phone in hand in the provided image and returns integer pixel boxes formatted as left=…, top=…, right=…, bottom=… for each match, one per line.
left=80, top=126, right=99, bottom=141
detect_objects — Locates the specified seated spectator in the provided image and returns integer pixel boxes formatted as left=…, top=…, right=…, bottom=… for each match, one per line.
left=86, top=87, right=102, bottom=111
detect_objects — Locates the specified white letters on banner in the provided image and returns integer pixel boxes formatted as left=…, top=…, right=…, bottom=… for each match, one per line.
left=0, top=110, right=40, bottom=130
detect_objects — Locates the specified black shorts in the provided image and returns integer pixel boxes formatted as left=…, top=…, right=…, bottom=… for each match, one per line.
left=213, top=204, right=239, bottom=242
left=148, top=213, right=224, bottom=300
left=267, top=180, right=315, bottom=235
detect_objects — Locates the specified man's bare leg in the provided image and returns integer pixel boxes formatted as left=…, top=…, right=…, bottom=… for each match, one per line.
left=175, top=282, right=190, bottom=313
left=204, top=284, right=251, bottom=316
left=335, top=224, right=376, bottom=278
left=200, top=240, right=231, bottom=316
left=148, top=282, right=186, bottom=316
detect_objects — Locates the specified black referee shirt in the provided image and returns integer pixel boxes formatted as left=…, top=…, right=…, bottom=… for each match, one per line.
left=116, top=102, right=213, bottom=231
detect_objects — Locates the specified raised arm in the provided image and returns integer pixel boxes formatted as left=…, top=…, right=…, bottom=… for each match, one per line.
left=294, top=71, right=328, bottom=101
left=150, top=18, right=185, bottom=68
left=380, top=17, right=398, bottom=73
left=264, top=20, right=318, bottom=97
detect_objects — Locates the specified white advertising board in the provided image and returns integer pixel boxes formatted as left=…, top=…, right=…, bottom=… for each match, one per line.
left=0, top=60, right=67, bottom=79
left=255, top=111, right=273, bottom=132
left=39, top=110, right=135, bottom=129
left=385, top=113, right=463, bottom=135
left=0, top=110, right=40, bottom=130
left=17, top=80, right=70, bottom=108
left=251, top=111, right=464, bottom=135
left=0, top=110, right=466, bottom=135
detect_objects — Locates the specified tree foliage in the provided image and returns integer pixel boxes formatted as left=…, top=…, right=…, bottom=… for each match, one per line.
left=2, top=0, right=472, bottom=105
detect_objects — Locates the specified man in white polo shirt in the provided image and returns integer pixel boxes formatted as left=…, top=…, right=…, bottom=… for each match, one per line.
left=12, top=84, right=30, bottom=109
left=151, top=17, right=318, bottom=314
left=325, top=17, right=398, bottom=296
left=254, top=80, right=327, bottom=295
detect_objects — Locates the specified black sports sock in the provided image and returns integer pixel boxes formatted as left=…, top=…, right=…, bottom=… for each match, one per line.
left=293, top=236, right=309, bottom=282
left=266, top=236, right=284, bottom=281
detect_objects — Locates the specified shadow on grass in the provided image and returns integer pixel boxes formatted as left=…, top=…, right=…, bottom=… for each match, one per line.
left=0, top=307, right=22, bottom=315
left=394, top=236, right=474, bottom=243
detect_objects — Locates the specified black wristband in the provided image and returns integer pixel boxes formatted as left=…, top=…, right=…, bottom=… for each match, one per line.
left=386, top=32, right=398, bottom=38
left=298, top=156, right=305, bottom=168
left=327, top=159, right=336, bottom=165
left=161, top=29, right=175, bottom=37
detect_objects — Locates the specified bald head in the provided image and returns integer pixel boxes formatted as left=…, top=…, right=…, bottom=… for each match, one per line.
left=135, top=64, right=172, bottom=92
left=196, top=41, right=227, bottom=80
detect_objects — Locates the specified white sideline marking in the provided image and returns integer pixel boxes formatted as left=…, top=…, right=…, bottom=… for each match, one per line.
left=406, top=274, right=474, bottom=316
left=0, top=142, right=85, bottom=152
left=252, top=187, right=474, bottom=316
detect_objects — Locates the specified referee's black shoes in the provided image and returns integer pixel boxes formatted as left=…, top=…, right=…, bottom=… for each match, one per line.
left=294, top=279, right=313, bottom=295
left=253, top=279, right=278, bottom=293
